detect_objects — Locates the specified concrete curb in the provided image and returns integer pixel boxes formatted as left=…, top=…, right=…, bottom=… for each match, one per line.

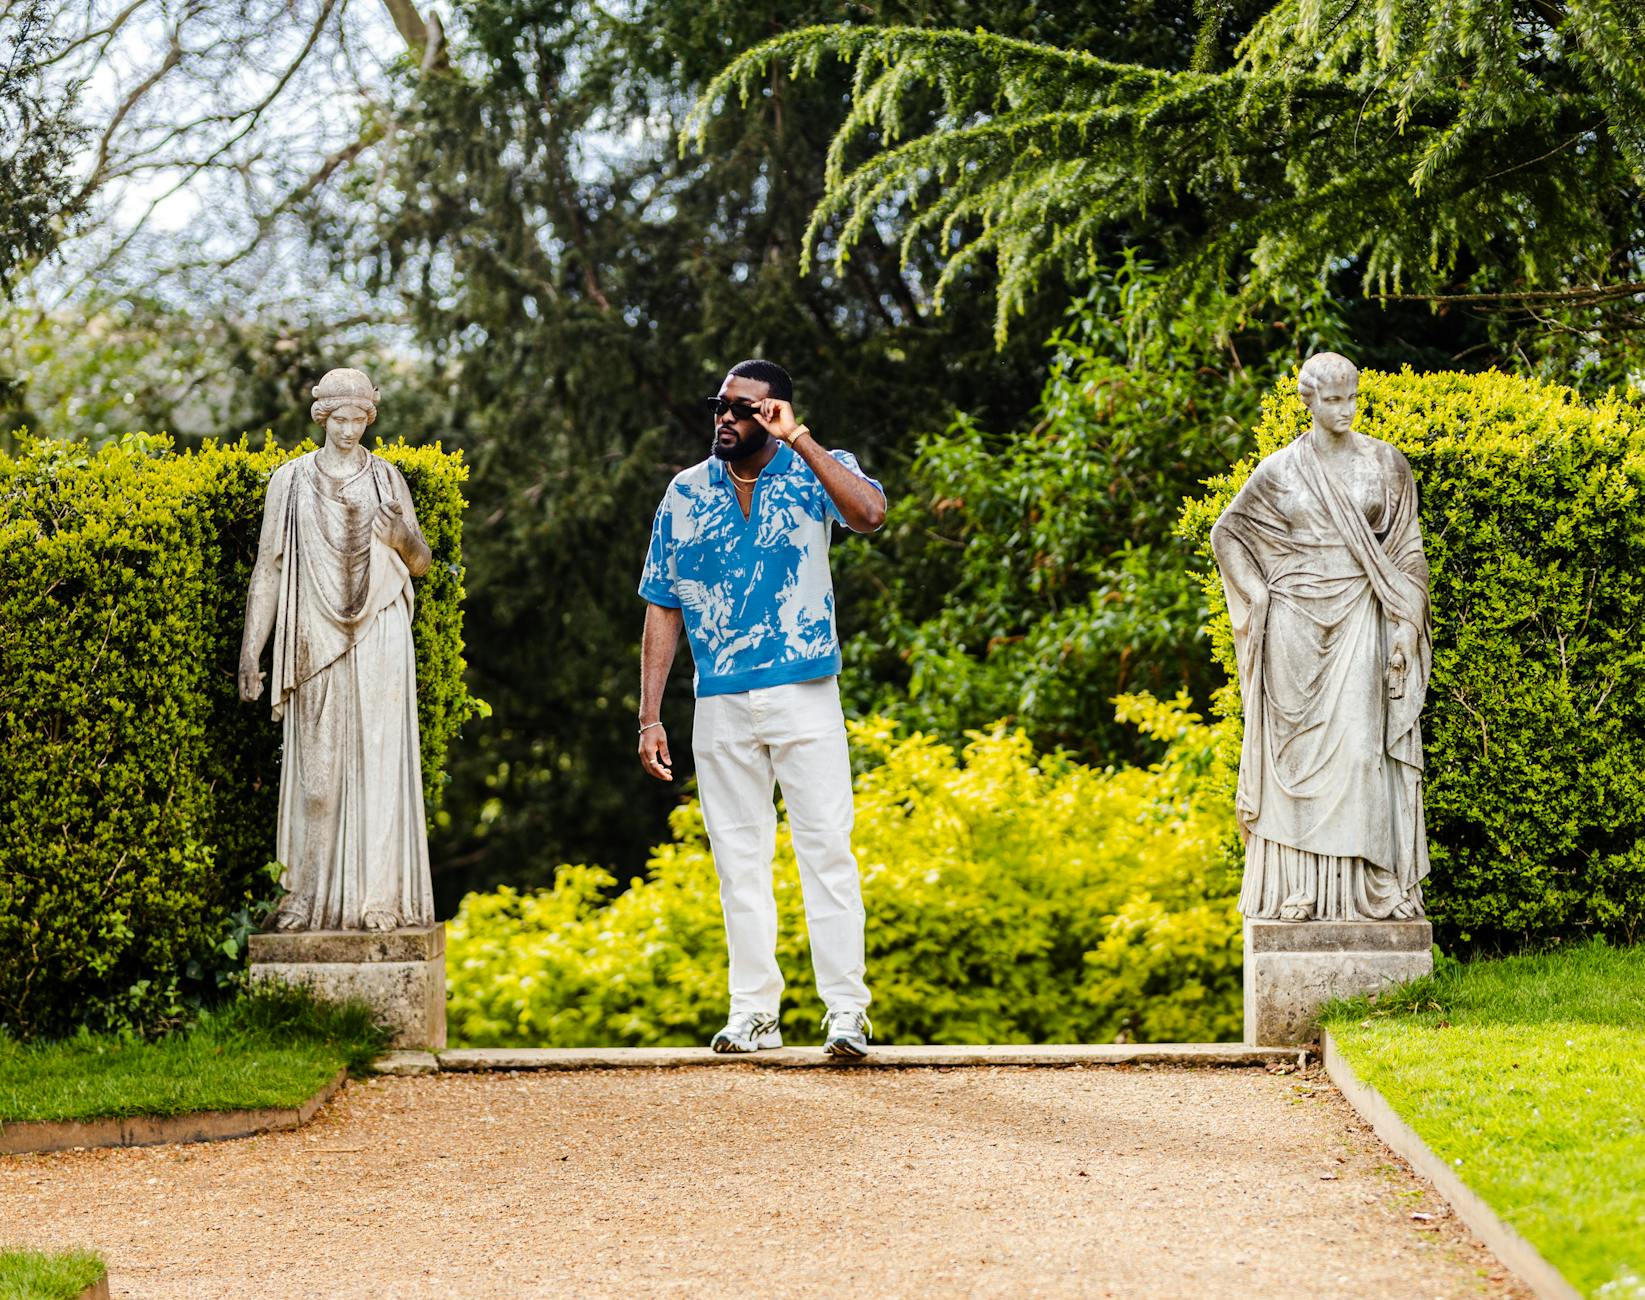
left=434, top=1043, right=1309, bottom=1071
left=76, top=1277, right=110, bottom=1300
left=0, top=1069, right=347, bottom=1158
left=1322, top=1029, right=1579, bottom=1300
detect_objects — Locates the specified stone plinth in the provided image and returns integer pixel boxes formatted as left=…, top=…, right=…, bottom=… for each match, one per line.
left=1244, top=919, right=1431, bottom=1046
left=249, top=924, right=446, bottom=1050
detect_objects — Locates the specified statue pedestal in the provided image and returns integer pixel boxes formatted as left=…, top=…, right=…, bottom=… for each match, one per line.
left=249, top=925, right=446, bottom=1051
left=1244, top=919, right=1432, bottom=1046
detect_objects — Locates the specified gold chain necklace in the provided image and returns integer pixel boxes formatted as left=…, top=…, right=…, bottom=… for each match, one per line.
left=727, top=465, right=760, bottom=486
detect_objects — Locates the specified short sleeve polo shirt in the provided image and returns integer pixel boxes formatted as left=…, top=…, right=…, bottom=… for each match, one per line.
left=638, top=441, right=884, bottom=698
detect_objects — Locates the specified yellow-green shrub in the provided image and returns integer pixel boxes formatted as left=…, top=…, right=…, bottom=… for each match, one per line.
left=1180, top=370, right=1645, bottom=948
left=446, top=695, right=1242, bottom=1046
left=0, top=433, right=473, bottom=1038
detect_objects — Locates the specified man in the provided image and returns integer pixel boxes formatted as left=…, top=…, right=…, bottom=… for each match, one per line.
left=637, top=359, right=886, bottom=1058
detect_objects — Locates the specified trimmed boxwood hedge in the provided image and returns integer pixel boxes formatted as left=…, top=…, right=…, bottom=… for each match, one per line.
left=1181, top=370, right=1645, bottom=950
left=0, top=433, right=472, bottom=1039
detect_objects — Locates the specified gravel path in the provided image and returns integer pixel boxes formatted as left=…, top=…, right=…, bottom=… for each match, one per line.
left=3, top=1066, right=1524, bottom=1299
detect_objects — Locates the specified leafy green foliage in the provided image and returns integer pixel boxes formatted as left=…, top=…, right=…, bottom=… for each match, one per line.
left=690, top=4, right=1645, bottom=378
left=446, top=696, right=1242, bottom=1047
left=839, top=276, right=1266, bottom=762
left=0, top=0, right=85, bottom=294
left=0, top=292, right=364, bottom=452
left=0, top=435, right=473, bottom=1039
left=1181, top=369, right=1645, bottom=949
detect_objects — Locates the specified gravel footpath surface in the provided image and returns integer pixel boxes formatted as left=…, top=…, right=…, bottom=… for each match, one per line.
left=2, top=1065, right=1525, bottom=1299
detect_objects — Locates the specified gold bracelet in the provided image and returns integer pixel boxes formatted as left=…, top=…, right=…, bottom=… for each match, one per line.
left=787, top=424, right=812, bottom=444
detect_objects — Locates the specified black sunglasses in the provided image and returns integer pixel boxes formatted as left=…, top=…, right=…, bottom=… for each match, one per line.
left=703, top=397, right=763, bottom=421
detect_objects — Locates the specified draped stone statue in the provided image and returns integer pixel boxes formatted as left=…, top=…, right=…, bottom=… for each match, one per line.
left=238, top=368, right=436, bottom=932
left=1211, top=352, right=1431, bottom=923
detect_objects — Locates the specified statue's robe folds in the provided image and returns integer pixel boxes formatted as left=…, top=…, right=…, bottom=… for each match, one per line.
left=257, top=451, right=434, bottom=930
left=1213, top=433, right=1431, bottom=921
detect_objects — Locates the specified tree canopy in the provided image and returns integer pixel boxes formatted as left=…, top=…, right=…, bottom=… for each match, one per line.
left=691, top=1, right=1645, bottom=379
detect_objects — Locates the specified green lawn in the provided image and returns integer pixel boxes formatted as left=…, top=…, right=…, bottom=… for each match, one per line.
left=0, top=1248, right=105, bottom=1299
left=0, top=985, right=386, bottom=1125
left=1323, top=940, right=1645, bottom=1299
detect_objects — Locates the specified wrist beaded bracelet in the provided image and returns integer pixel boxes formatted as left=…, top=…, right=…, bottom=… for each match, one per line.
left=638, top=720, right=663, bottom=734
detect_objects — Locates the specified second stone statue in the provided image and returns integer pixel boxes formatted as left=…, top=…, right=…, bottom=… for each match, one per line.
left=1211, top=351, right=1432, bottom=924
left=1213, top=352, right=1435, bottom=1044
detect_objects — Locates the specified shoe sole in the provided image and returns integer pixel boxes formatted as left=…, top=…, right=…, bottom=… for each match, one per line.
left=711, top=1033, right=783, bottom=1053
left=823, top=1038, right=868, bottom=1059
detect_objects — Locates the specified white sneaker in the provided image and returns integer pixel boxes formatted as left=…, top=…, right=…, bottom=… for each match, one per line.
left=821, top=1008, right=872, bottom=1059
left=710, top=1011, right=782, bottom=1053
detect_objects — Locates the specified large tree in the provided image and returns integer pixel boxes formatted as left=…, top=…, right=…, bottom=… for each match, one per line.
left=692, top=0, right=1645, bottom=382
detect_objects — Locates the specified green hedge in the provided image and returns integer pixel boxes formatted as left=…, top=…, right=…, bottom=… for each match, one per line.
left=1181, top=370, right=1645, bottom=948
left=0, top=433, right=472, bottom=1039
left=447, top=695, right=1243, bottom=1047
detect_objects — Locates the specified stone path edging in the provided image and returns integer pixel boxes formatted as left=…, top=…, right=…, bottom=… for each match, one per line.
left=0, top=1069, right=347, bottom=1158
left=433, top=1042, right=1309, bottom=1071
left=0, top=1045, right=1302, bottom=1157
left=1322, top=1028, right=1579, bottom=1300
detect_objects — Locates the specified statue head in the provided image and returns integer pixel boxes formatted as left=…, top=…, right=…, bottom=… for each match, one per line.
left=1298, top=352, right=1359, bottom=437
left=310, top=368, right=379, bottom=454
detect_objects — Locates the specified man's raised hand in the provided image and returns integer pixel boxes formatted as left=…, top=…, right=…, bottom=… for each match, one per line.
left=754, top=397, right=806, bottom=444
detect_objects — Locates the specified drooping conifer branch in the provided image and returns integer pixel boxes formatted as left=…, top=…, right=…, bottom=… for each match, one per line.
left=686, top=6, right=1645, bottom=344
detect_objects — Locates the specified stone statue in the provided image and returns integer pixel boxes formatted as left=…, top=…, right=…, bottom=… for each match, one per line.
left=239, top=368, right=436, bottom=932
left=1211, top=352, right=1431, bottom=922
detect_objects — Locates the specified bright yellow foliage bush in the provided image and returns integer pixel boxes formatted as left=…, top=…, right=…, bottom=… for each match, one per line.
left=446, top=694, right=1242, bottom=1046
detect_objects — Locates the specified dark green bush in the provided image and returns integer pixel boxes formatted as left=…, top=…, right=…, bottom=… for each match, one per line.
left=1181, top=370, right=1645, bottom=949
left=0, top=433, right=472, bottom=1038
left=839, top=280, right=1259, bottom=767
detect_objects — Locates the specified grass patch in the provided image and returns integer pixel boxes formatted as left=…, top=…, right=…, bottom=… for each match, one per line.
left=1322, top=940, right=1645, bottom=1298
left=0, top=984, right=387, bottom=1125
left=0, top=1248, right=106, bottom=1299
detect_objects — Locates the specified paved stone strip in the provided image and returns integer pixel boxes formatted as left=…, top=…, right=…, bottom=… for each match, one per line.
left=433, top=1042, right=1310, bottom=1071
left=0, top=1070, right=347, bottom=1158
left=1323, top=1030, right=1579, bottom=1300
left=1, top=1047, right=1306, bottom=1157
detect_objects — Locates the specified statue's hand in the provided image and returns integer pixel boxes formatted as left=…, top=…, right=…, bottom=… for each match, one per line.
left=238, top=653, right=265, bottom=703
left=1387, top=621, right=1415, bottom=700
left=373, top=501, right=413, bottom=554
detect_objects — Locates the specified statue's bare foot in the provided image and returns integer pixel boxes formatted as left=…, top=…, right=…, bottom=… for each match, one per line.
left=361, top=909, right=398, bottom=932
left=1391, top=897, right=1421, bottom=919
left=270, top=908, right=307, bottom=932
left=1278, top=902, right=1312, bottom=922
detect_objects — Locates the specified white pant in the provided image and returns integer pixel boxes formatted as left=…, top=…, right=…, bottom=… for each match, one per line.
left=692, top=677, right=870, bottom=1015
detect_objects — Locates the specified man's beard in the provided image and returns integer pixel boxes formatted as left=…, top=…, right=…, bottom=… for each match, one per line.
left=712, top=424, right=769, bottom=461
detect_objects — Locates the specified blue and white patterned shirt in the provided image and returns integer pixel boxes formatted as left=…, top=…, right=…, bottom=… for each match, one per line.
left=638, top=441, right=884, bottom=697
